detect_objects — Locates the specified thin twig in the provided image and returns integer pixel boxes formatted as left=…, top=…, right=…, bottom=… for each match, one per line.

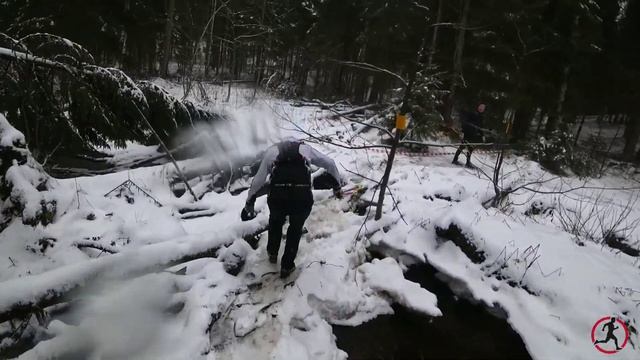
left=328, top=59, right=408, bottom=85
left=340, top=165, right=407, bottom=224
left=74, top=241, right=118, bottom=254
left=306, top=260, right=344, bottom=269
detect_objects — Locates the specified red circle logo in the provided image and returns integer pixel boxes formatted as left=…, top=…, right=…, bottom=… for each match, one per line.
left=591, top=316, right=629, bottom=354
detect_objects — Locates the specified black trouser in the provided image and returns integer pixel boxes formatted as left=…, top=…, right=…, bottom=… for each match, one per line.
left=453, top=145, right=474, bottom=163
left=267, top=189, right=313, bottom=270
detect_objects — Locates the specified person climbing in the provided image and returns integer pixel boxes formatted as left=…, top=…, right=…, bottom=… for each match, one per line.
left=594, top=317, right=623, bottom=350
left=452, top=103, right=486, bottom=168
left=241, top=138, right=342, bottom=278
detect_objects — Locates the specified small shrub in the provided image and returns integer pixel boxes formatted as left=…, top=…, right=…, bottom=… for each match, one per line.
left=407, top=69, right=445, bottom=140
left=529, top=130, right=600, bottom=177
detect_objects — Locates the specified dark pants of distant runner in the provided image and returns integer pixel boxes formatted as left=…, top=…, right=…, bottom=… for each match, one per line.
left=267, top=188, right=313, bottom=270
left=453, top=145, right=474, bottom=164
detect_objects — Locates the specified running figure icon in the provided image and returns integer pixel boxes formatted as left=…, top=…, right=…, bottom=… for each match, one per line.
left=594, top=317, right=623, bottom=350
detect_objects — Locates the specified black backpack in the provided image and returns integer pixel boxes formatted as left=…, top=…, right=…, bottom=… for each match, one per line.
left=270, top=141, right=310, bottom=188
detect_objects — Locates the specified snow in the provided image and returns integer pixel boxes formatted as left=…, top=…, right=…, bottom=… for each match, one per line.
left=2, top=82, right=640, bottom=359
left=99, top=141, right=161, bottom=166
left=357, top=258, right=441, bottom=316
left=0, top=114, right=59, bottom=228
left=0, top=115, right=25, bottom=147
left=361, top=157, right=640, bottom=359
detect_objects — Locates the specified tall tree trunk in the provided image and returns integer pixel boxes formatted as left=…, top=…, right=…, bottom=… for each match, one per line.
left=534, top=110, right=545, bottom=137
left=216, top=40, right=223, bottom=76
left=282, top=52, right=288, bottom=78
left=512, top=106, right=535, bottom=142
left=375, top=77, right=415, bottom=221
left=226, top=45, right=235, bottom=102
left=254, top=0, right=267, bottom=86
left=573, top=114, right=587, bottom=146
left=237, top=47, right=243, bottom=76
left=161, top=0, right=176, bottom=77
left=443, top=0, right=471, bottom=126
left=545, top=63, right=571, bottom=136
left=254, top=47, right=263, bottom=85
left=374, top=20, right=427, bottom=219
left=623, top=116, right=640, bottom=161
left=427, top=0, right=443, bottom=68
left=204, top=0, right=217, bottom=78
left=545, top=14, right=579, bottom=136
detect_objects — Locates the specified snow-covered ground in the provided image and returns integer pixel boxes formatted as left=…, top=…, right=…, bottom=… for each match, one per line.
left=1, top=83, right=639, bottom=359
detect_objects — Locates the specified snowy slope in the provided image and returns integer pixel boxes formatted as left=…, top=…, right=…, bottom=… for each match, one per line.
left=1, top=84, right=639, bottom=359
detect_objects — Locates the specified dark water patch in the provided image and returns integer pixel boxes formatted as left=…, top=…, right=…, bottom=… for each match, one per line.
left=435, top=223, right=486, bottom=263
left=0, top=335, right=38, bottom=359
left=333, top=262, right=531, bottom=360
left=604, top=233, right=640, bottom=257
left=424, top=193, right=460, bottom=202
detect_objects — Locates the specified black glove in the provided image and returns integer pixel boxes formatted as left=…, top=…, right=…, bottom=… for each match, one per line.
left=333, top=187, right=343, bottom=199
left=240, top=201, right=256, bottom=221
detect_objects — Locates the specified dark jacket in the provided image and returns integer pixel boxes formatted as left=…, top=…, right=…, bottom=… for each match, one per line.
left=460, top=110, right=484, bottom=142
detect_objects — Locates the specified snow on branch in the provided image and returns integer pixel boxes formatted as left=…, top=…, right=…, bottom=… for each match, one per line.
left=19, top=33, right=95, bottom=64
left=0, top=46, right=76, bottom=74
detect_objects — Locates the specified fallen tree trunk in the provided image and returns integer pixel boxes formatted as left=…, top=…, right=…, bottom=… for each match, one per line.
left=0, top=220, right=267, bottom=324
left=332, top=104, right=378, bottom=118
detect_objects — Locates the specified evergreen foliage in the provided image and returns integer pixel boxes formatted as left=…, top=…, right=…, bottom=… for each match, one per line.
left=0, top=32, right=217, bottom=163
left=1, top=0, right=640, bottom=161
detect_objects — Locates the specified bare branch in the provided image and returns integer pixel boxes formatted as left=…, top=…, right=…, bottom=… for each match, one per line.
left=265, top=101, right=392, bottom=151
left=0, top=46, right=76, bottom=74
left=340, top=115, right=393, bottom=139
left=41, top=140, right=63, bottom=167
left=521, top=185, right=640, bottom=195
left=340, top=165, right=380, bottom=184
left=400, top=140, right=503, bottom=148
left=303, top=99, right=392, bottom=138
left=412, top=1, right=430, bottom=11
left=329, top=59, right=407, bottom=86
left=429, top=22, right=486, bottom=31
left=340, top=165, right=407, bottom=225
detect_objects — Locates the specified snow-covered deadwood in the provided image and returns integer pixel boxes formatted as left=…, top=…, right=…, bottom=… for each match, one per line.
left=0, top=114, right=56, bottom=231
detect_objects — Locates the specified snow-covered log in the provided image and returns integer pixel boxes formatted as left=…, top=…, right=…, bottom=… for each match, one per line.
left=0, top=220, right=267, bottom=324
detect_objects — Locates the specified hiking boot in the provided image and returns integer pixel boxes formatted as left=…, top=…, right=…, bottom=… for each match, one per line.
left=280, top=265, right=295, bottom=278
left=465, top=162, right=475, bottom=169
left=452, top=158, right=460, bottom=165
left=268, top=254, right=278, bottom=264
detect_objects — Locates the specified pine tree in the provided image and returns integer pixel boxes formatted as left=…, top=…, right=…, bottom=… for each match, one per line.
left=0, top=32, right=217, bottom=163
